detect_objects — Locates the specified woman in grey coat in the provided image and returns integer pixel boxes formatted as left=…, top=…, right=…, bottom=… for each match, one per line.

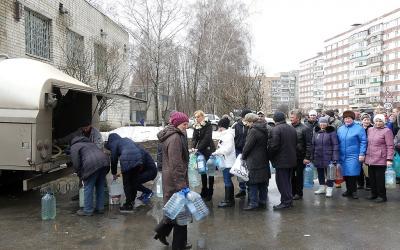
left=241, top=113, right=270, bottom=210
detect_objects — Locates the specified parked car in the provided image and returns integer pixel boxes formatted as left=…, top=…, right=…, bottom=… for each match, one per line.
left=189, top=114, right=220, bottom=131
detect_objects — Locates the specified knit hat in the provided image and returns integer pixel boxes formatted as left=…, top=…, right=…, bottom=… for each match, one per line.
left=243, top=113, right=259, bottom=124
left=325, top=110, right=335, bottom=117
left=241, top=109, right=252, bottom=118
left=273, top=111, right=286, bottom=123
left=360, top=113, right=371, bottom=121
left=373, top=114, right=385, bottom=123
left=318, top=116, right=329, bottom=124
left=170, top=112, right=189, bottom=127
left=257, top=111, right=265, bottom=116
left=342, top=110, right=355, bottom=120
left=309, top=110, right=317, bottom=116
left=217, top=117, right=230, bottom=129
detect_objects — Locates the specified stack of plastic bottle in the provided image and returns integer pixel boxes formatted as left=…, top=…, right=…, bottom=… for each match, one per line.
left=41, top=189, right=56, bottom=220
left=385, top=164, right=396, bottom=189
left=327, top=162, right=337, bottom=180
left=163, top=188, right=209, bottom=222
left=303, top=163, right=314, bottom=188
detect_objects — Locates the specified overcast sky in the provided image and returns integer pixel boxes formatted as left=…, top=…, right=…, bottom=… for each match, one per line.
left=248, top=0, right=400, bottom=74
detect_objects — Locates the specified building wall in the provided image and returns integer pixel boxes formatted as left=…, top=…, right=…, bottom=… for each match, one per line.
left=270, top=71, right=298, bottom=113
left=260, top=76, right=277, bottom=114
left=0, top=0, right=130, bottom=127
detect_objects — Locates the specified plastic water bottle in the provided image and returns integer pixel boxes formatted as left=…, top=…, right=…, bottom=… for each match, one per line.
left=189, top=166, right=200, bottom=188
left=335, top=163, right=344, bottom=185
left=215, top=155, right=226, bottom=171
left=197, top=154, right=207, bottom=174
left=186, top=191, right=209, bottom=221
left=303, top=163, right=314, bottom=188
left=206, top=156, right=216, bottom=176
left=163, top=191, right=187, bottom=220
left=189, top=153, right=197, bottom=170
left=176, top=207, right=192, bottom=226
left=327, top=162, right=337, bottom=180
left=155, top=174, right=163, bottom=198
left=385, top=165, right=396, bottom=189
left=79, top=186, right=85, bottom=207
left=41, top=190, right=56, bottom=220
left=110, top=179, right=123, bottom=204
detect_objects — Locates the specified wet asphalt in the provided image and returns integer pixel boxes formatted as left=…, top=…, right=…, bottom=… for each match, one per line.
left=1, top=173, right=400, bottom=250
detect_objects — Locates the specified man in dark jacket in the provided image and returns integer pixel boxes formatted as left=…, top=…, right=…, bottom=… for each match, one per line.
left=232, top=108, right=252, bottom=198
left=269, top=111, right=297, bottom=210
left=290, top=110, right=312, bottom=200
left=70, top=136, right=110, bottom=216
left=304, top=110, right=319, bottom=133
left=105, top=133, right=157, bottom=212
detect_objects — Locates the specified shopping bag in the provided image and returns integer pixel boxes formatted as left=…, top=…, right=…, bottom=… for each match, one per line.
left=229, top=154, right=249, bottom=181
left=362, top=163, right=369, bottom=178
left=393, top=152, right=400, bottom=177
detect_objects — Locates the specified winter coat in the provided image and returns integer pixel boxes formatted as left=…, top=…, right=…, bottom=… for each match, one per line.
left=105, top=133, right=144, bottom=175
left=311, top=126, right=339, bottom=168
left=337, top=122, right=367, bottom=176
left=70, top=136, right=110, bottom=180
left=242, top=121, right=270, bottom=184
left=57, top=127, right=103, bottom=149
left=157, top=125, right=189, bottom=204
left=269, top=121, right=297, bottom=169
left=192, top=120, right=216, bottom=160
left=232, top=120, right=249, bottom=155
left=213, top=128, right=236, bottom=168
left=304, top=120, right=319, bottom=134
left=291, top=122, right=312, bottom=161
left=365, top=127, right=394, bottom=166
left=328, top=117, right=342, bottom=131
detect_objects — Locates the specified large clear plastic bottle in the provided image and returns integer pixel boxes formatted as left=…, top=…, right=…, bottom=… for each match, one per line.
left=163, top=191, right=187, bottom=220
left=206, top=156, right=216, bottom=176
left=176, top=207, right=192, bottom=226
left=189, top=166, right=200, bottom=188
left=110, top=179, right=123, bottom=204
left=41, top=190, right=56, bottom=220
left=215, top=155, right=226, bottom=171
left=155, top=174, right=163, bottom=198
left=327, top=162, right=337, bottom=180
left=189, top=153, right=197, bottom=170
left=186, top=191, right=209, bottom=221
left=385, top=165, right=396, bottom=189
left=196, top=154, right=207, bottom=174
left=303, top=163, right=314, bottom=188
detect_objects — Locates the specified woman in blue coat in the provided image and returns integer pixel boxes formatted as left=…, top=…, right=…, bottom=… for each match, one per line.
left=337, top=110, right=367, bottom=199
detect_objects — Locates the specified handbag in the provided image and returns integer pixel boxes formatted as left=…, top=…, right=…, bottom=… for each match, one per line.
left=229, top=154, right=249, bottom=181
left=362, top=163, right=369, bottom=178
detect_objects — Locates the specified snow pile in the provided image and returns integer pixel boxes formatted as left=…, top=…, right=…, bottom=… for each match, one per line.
left=101, top=126, right=222, bottom=142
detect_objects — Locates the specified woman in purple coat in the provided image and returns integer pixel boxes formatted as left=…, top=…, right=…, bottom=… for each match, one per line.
left=365, top=114, right=394, bottom=203
left=311, top=116, right=339, bottom=197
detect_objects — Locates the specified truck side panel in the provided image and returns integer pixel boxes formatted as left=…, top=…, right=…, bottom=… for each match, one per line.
left=0, top=123, right=32, bottom=168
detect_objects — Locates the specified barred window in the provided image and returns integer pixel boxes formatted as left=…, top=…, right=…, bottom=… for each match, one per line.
left=66, top=30, right=84, bottom=62
left=25, top=9, right=51, bottom=59
left=94, top=43, right=106, bottom=75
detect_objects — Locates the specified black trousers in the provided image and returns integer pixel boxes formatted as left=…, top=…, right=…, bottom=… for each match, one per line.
left=291, top=160, right=305, bottom=196
left=201, top=174, right=214, bottom=190
left=368, top=165, right=387, bottom=199
left=122, top=167, right=157, bottom=204
left=344, top=176, right=358, bottom=194
left=276, top=168, right=293, bottom=205
left=155, top=220, right=187, bottom=250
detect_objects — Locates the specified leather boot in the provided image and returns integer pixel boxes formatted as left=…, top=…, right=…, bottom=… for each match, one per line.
left=205, top=188, right=213, bottom=202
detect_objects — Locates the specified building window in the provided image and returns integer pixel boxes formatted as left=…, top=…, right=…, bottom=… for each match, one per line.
left=25, top=9, right=51, bottom=59
left=94, top=43, right=106, bottom=75
left=66, top=30, right=84, bottom=62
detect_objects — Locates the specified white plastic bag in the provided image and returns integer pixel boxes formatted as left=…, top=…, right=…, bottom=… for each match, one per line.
left=230, top=154, right=249, bottom=181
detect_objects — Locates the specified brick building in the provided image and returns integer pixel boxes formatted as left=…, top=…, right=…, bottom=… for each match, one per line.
left=0, top=0, right=131, bottom=127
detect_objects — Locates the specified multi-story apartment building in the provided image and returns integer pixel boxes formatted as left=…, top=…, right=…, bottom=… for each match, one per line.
left=271, top=71, right=298, bottom=112
left=0, top=0, right=133, bottom=127
left=260, top=75, right=277, bottom=114
left=302, top=8, right=400, bottom=113
left=299, top=53, right=324, bottom=111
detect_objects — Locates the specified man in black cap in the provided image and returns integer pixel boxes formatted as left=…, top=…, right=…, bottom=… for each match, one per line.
left=232, top=108, right=252, bottom=198
left=269, top=111, right=297, bottom=210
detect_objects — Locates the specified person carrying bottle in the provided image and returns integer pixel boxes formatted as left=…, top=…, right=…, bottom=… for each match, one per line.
left=70, top=136, right=110, bottom=216
left=310, top=116, right=339, bottom=197
left=105, top=133, right=157, bottom=212
left=213, top=117, right=237, bottom=208
left=269, top=111, right=297, bottom=210
left=365, top=114, right=394, bottom=203
left=241, top=113, right=270, bottom=210
left=337, top=110, right=367, bottom=199
left=154, top=111, right=192, bottom=250
left=192, top=110, right=216, bottom=201
left=232, top=109, right=252, bottom=199
left=289, top=109, right=312, bottom=200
